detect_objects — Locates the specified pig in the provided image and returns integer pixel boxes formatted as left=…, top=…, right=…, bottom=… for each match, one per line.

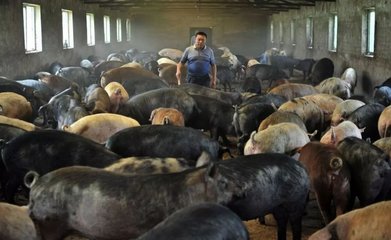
left=105, top=152, right=211, bottom=175
left=0, top=115, right=37, bottom=131
left=158, top=48, right=183, bottom=61
left=217, top=153, right=310, bottom=240
left=17, top=79, right=55, bottom=103
left=233, top=102, right=276, bottom=153
left=331, top=99, right=366, bottom=126
left=347, top=103, right=385, bottom=142
left=107, top=52, right=127, bottom=62
left=157, top=57, right=177, bottom=65
left=93, top=60, right=125, bottom=78
left=178, top=83, right=242, bottom=105
left=0, top=77, right=46, bottom=117
left=25, top=164, right=223, bottom=239
left=298, top=142, right=352, bottom=224
left=120, top=61, right=143, bottom=69
left=0, top=129, right=120, bottom=203
left=302, top=93, right=343, bottom=125
left=378, top=105, right=391, bottom=138
left=26, top=152, right=309, bottom=240
left=216, top=65, right=235, bottom=92
left=268, top=83, right=319, bottom=101
left=0, top=202, right=38, bottom=240
left=278, top=97, right=325, bottom=134
left=39, top=90, right=89, bottom=129
left=137, top=203, right=249, bottom=240
left=187, top=95, right=236, bottom=145
left=258, top=111, right=308, bottom=132
left=320, top=120, right=363, bottom=146
left=245, top=64, right=288, bottom=89
left=293, top=58, right=316, bottom=81
left=55, top=66, right=92, bottom=89
left=149, top=107, right=185, bottom=126
left=144, top=60, right=159, bottom=76
left=309, top=58, right=334, bottom=85
left=0, top=92, right=33, bottom=121
left=309, top=201, right=391, bottom=240
left=62, top=113, right=140, bottom=144
left=246, top=58, right=260, bottom=67
left=105, top=125, right=220, bottom=165
left=239, top=76, right=262, bottom=94
left=159, top=63, right=187, bottom=86
left=240, top=93, right=287, bottom=108
left=84, top=84, right=111, bottom=114
left=315, top=77, right=352, bottom=99
left=117, top=88, right=198, bottom=125
left=103, top=82, right=129, bottom=113
left=374, top=86, right=391, bottom=107
left=0, top=124, right=29, bottom=199
left=373, top=137, right=391, bottom=158
left=100, top=66, right=169, bottom=97
left=270, top=55, right=300, bottom=77
left=340, top=67, right=357, bottom=93
left=244, top=122, right=311, bottom=156
left=38, top=74, right=74, bottom=94
left=337, top=137, right=391, bottom=206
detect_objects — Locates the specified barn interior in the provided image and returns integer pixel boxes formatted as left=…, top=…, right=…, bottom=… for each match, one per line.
left=1, top=0, right=390, bottom=95
left=1, top=1, right=391, bottom=240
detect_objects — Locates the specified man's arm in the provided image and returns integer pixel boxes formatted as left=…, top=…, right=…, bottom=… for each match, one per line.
left=210, top=64, right=217, bottom=88
left=176, top=62, right=184, bottom=85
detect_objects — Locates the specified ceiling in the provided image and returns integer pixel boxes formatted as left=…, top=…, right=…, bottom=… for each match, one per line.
left=82, top=0, right=336, bottom=15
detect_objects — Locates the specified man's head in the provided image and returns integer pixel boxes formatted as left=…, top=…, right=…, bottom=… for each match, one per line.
left=194, top=31, right=207, bottom=49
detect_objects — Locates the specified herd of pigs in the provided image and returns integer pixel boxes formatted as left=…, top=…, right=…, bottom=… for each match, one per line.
left=0, top=46, right=390, bottom=240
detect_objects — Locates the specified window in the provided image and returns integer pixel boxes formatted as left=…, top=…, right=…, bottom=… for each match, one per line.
left=270, top=21, right=274, bottom=43
left=103, top=15, right=111, bottom=43
left=362, top=8, right=375, bottom=56
left=306, top=17, right=314, bottom=49
left=279, top=21, right=284, bottom=45
left=290, top=20, right=296, bottom=46
left=328, top=13, right=338, bottom=52
left=116, top=18, right=122, bottom=42
left=62, top=9, right=74, bottom=49
left=86, top=13, right=95, bottom=46
left=126, top=18, right=131, bottom=41
left=23, top=3, right=42, bottom=53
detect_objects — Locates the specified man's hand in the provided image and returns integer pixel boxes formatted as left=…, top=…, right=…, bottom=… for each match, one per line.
left=176, top=72, right=181, bottom=85
left=210, top=79, right=216, bottom=88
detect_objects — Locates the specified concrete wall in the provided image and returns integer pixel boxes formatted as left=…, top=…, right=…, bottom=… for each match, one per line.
left=0, top=0, right=134, bottom=79
left=129, top=12, right=268, bottom=57
left=269, top=0, right=391, bottom=96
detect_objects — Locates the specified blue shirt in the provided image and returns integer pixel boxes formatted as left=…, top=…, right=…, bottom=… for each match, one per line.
left=180, top=45, right=215, bottom=77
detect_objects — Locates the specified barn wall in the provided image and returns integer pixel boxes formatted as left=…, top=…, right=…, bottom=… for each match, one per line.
left=269, top=0, right=391, bottom=96
left=0, top=0, right=133, bottom=79
left=128, top=12, right=268, bottom=58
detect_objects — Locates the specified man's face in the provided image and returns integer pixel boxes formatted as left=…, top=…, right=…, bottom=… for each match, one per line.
left=195, top=34, right=206, bottom=49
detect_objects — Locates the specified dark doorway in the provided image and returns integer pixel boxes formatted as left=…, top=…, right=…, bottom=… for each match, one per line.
left=189, top=27, right=213, bottom=47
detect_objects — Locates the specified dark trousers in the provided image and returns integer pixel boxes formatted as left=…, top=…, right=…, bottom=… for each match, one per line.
left=187, top=75, right=210, bottom=87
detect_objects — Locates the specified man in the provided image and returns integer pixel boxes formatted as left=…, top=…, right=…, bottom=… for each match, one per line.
left=176, top=31, right=217, bottom=88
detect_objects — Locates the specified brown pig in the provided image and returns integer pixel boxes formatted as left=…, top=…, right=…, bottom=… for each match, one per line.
left=149, top=107, right=185, bottom=127
left=0, top=92, right=32, bottom=121
left=298, top=142, right=352, bottom=224
left=0, top=202, right=38, bottom=240
left=63, top=113, right=140, bottom=144
left=104, top=82, right=129, bottom=113
left=309, top=201, right=391, bottom=240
